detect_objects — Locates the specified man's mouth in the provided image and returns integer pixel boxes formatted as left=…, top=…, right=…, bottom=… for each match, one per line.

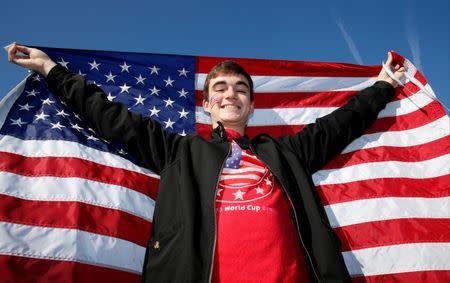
left=221, top=105, right=240, bottom=110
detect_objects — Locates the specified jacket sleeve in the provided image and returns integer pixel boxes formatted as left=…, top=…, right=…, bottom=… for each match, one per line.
left=46, top=64, right=181, bottom=174
left=281, top=81, right=395, bottom=173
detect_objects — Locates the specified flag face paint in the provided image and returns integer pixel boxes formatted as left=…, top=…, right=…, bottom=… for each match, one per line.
left=0, top=47, right=449, bottom=283
left=210, top=94, right=221, bottom=109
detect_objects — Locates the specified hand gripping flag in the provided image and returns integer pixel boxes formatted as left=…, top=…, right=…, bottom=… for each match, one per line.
left=0, top=47, right=449, bottom=282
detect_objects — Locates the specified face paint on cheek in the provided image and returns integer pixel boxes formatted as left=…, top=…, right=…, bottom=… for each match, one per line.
left=210, top=95, right=221, bottom=109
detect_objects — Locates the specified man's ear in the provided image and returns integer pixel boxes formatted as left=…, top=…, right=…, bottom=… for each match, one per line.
left=250, top=101, right=255, bottom=114
left=202, top=99, right=211, bottom=114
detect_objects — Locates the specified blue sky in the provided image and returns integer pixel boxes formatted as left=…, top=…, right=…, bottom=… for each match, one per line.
left=1, top=0, right=448, bottom=110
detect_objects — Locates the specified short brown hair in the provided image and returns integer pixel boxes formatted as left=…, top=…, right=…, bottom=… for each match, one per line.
left=203, top=60, right=254, bottom=101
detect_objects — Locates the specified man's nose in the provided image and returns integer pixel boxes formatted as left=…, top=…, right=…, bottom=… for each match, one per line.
left=224, top=86, right=237, bottom=98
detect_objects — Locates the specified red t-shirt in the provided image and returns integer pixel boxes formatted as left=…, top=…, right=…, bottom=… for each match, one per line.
left=213, top=130, right=311, bottom=282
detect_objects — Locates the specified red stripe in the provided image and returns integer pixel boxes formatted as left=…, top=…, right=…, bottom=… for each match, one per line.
left=367, top=100, right=446, bottom=134
left=0, top=194, right=151, bottom=247
left=352, top=270, right=450, bottom=283
left=0, top=151, right=159, bottom=199
left=197, top=56, right=381, bottom=77
left=196, top=90, right=359, bottom=108
left=197, top=124, right=308, bottom=140
left=324, top=136, right=450, bottom=169
left=317, top=175, right=450, bottom=205
left=0, top=255, right=141, bottom=283
left=334, top=218, right=450, bottom=251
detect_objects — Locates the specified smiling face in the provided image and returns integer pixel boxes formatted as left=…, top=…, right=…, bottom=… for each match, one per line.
left=202, top=73, right=254, bottom=134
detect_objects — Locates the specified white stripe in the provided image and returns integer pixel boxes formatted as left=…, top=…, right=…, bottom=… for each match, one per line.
left=0, top=75, right=29, bottom=129
left=220, top=174, right=261, bottom=181
left=325, top=196, right=450, bottom=228
left=0, top=134, right=158, bottom=179
left=0, top=221, right=145, bottom=274
left=196, top=74, right=377, bottom=92
left=343, top=242, right=450, bottom=277
left=222, top=167, right=265, bottom=174
left=342, top=115, right=450, bottom=154
left=378, top=86, right=435, bottom=118
left=313, top=154, right=449, bottom=186
left=0, top=171, right=155, bottom=222
left=196, top=106, right=337, bottom=125
left=240, top=160, right=265, bottom=169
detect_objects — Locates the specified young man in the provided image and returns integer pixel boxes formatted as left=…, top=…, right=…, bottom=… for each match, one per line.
left=8, top=43, right=404, bottom=282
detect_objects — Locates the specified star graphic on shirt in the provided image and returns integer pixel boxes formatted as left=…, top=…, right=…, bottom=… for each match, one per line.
left=119, top=83, right=131, bottom=93
left=26, top=89, right=40, bottom=97
left=178, top=68, right=189, bottom=77
left=50, top=122, right=65, bottom=130
left=255, top=187, right=265, bottom=194
left=88, top=60, right=101, bottom=70
left=149, top=86, right=161, bottom=96
left=105, top=71, right=117, bottom=82
left=180, top=130, right=187, bottom=136
left=135, top=74, right=146, bottom=85
left=233, top=190, right=245, bottom=200
left=118, top=149, right=127, bottom=155
left=177, top=88, right=188, bottom=98
left=78, top=70, right=86, bottom=76
left=10, top=118, right=26, bottom=127
left=119, top=62, right=131, bottom=72
left=71, top=123, right=83, bottom=132
left=163, top=118, right=175, bottom=129
left=18, top=103, right=34, bottom=111
left=164, top=97, right=175, bottom=108
left=56, top=109, right=70, bottom=118
left=217, top=188, right=223, bottom=196
left=178, top=108, right=189, bottom=119
left=149, top=106, right=161, bottom=117
left=57, top=58, right=70, bottom=68
left=149, top=65, right=160, bottom=75
left=164, top=76, right=175, bottom=87
left=34, top=111, right=49, bottom=121
left=106, top=92, right=116, bottom=101
left=41, top=98, right=55, bottom=106
left=265, top=178, right=272, bottom=186
left=133, top=94, right=146, bottom=105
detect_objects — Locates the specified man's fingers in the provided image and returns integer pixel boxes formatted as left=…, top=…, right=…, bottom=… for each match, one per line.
left=385, top=51, right=393, bottom=66
left=7, top=42, right=17, bottom=62
left=14, top=45, right=31, bottom=55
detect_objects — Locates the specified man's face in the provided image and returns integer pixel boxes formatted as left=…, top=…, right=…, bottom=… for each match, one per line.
left=202, top=73, right=254, bottom=129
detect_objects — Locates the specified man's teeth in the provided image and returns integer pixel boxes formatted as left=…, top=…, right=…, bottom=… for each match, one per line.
left=222, top=105, right=239, bottom=109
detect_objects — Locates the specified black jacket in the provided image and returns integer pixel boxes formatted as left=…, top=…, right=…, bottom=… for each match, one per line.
left=46, top=65, right=394, bottom=282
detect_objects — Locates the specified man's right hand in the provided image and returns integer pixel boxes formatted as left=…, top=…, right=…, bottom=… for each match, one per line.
left=7, top=43, right=57, bottom=77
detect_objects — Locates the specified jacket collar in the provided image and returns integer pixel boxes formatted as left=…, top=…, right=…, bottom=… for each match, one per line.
left=210, top=122, right=251, bottom=149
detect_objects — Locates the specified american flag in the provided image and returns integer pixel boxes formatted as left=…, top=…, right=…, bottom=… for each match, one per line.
left=0, top=47, right=449, bottom=282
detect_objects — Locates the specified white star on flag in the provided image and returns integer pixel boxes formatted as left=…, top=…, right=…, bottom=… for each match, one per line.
left=149, top=86, right=160, bottom=96
left=164, top=76, right=175, bottom=87
left=10, top=118, right=26, bottom=127
left=34, top=111, right=49, bottom=121
left=119, top=62, right=131, bottom=72
left=163, top=118, right=175, bottom=129
left=119, top=83, right=131, bottom=93
left=88, top=60, right=101, bottom=70
left=50, top=122, right=65, bottom=130
left=57, top=58, right=70, bottom=68
left=178, top=68, right=189, bottom=77
left=105, top=71, right=117, bottom=82
left=149, top=65, right=160, bottom=75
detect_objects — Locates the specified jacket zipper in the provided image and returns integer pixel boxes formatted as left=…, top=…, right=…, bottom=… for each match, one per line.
left=208, top=144, right=231, bottom=283
left=249, top=145, right=321, bottom=282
